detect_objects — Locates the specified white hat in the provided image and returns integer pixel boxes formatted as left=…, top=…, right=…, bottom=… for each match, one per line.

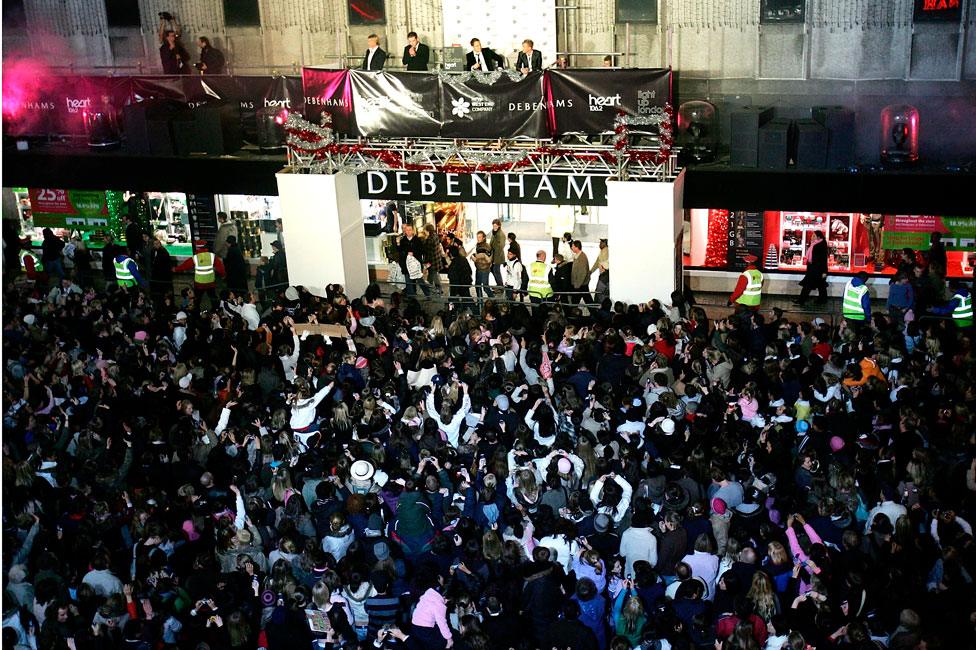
left=494, top=394, right=510, bottom=411
left=812, top=317, right=825, bottom=327
left=350, top=460, right=375, bottom=482
left=178, top=374, right=192, bottom=389
left=769, top=398, right=785, bottom=408
left=646, top=324, right=658, bottom=336
left=23, top=314, right=36, bottom=326
left=660, top=418, right=675, bottom=435
left=284, top=287, right=299, bottom=301
left=175, top=311, right=188, bottom=321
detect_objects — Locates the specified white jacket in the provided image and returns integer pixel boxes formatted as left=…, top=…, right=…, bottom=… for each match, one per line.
left=589, top=474, right=633, bottom=524
left=505, top=259, right=524, bottom=289
left=425, top=391, right=472, bottom=448
left=290, top=382, right=333, bottom=431
left=620, top=526, right=658, bottom=577
left=405, top=253, right=423, bottom=280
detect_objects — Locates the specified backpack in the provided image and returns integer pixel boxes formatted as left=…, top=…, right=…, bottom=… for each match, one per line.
left=519, top=263, right=529, bottom=291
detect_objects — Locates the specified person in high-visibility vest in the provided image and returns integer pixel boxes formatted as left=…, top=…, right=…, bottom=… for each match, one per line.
left=842, top=271, right=872, bottom=328
left=929, top=280, right=973, bottom=329
left=174, top=240, right=225, bottom=311
left=113, top=254, right=147, bottom=290
left=527, top=250, right=553, bottom=305
left=19, top=248, right=48, bottom=283
left=727, top=253, right=763, bottom=311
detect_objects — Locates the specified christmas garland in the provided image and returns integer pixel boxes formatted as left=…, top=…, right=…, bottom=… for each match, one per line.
left=285, top=104, right=674, bottom=174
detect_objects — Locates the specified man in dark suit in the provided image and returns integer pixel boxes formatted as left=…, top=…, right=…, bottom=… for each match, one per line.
left=361, top=34, right=386, bottom=71
left=795, top=230, right=829, bottom=306
left=401, top=31, right=429, bottom=71
left=515, top=39, right=543, bottom=75
left=465, top=38, right=505, bottom=71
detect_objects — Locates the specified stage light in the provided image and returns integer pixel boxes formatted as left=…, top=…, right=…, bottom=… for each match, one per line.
left=880, top=104, right=919, bottom=166
left=274, top=109, right=289, bottom=125
left=677, top=100, right=717, bottom=164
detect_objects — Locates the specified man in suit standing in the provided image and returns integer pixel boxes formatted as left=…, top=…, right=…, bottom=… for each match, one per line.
left=402, top=31, right=429, bottom=71
left=795, top=230, right=829, bottom=306
left=362, top=34, right=387, bottom=71
left=515, top=39, right=543, bottom=75
left=466, top=38, right=505, bottom=71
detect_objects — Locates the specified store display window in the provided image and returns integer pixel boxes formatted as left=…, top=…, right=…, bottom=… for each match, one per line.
left=216, top=195, right=281, bottom=259
left=687, top=209, right=975, bottom=279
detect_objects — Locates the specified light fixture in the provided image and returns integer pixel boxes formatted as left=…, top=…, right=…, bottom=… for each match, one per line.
left=677, top=100, right=717, bottom=164
left=880, top=104, right=919, bottom=166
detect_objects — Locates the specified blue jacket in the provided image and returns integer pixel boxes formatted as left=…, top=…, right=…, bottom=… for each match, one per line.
left=886, top=282, right=915, bottom=310
left=930, top=288, right=971, bottom=316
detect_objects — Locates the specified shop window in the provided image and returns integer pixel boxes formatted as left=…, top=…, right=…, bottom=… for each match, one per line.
left=3, top=0, right=27, bottom=30
left=348, top=0, right=386, bottom=26
left=105, top=0, right=140, bottom=27
left=224, top=0, right=261, bottom=27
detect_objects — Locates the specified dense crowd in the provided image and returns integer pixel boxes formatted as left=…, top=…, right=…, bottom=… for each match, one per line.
left=2, top=264, right=975, bottom=650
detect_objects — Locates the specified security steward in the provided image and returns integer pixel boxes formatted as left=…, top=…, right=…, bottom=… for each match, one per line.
left=527, top=250, right=554, bottom=305
left=174, top=239, right=225, bottom=311
left=727, top=253, right=763, bottom=312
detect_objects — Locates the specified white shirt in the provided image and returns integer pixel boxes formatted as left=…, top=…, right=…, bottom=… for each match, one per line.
left=366, top=46, right=379, bottom=69
left=620, top=527, right=658, bottom=576
left=475, top=51, right=485, bottom=69
left=523, top=50, right=534, bottom=71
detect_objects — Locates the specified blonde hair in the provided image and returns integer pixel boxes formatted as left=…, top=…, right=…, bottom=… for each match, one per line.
left=271, top=470, right=294, bottom=503
left=517, top=469, right=538, bottom=501
left=747, top=571, right=777, bottom=621
left=482, top=531, right=503, bottom=561
left=766, top=541, right=789, bottom=566
left=620, top=596, right=644, bottom=633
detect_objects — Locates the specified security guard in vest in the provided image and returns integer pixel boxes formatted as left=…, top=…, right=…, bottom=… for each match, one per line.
left=842, top=271, right=872, bottom=330
left=113, top=253, right=146, bottom=290
left=19, top=248, right=47, bottom=283
left=174, top=240, right=225, bottom=311
left=527, top=250, right=553, bottom=305
left=929, top=280, right=973, bottom=329
left=727, top=254, right=763, bottom=312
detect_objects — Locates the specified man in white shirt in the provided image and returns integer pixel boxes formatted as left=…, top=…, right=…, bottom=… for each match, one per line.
left=516, top=39, right=542, bottom=75
left=361, top=34, right=387, bottom=71
left=223, top=292, right=260, bottom=330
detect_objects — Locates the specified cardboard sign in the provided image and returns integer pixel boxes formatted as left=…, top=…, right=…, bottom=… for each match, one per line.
left=294, top=323, right=350, bottom=339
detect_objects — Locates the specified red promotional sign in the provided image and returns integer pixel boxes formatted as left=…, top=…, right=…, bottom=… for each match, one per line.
left=301, top=68, right=355, bottom=135
left=28, top=188, right=72, bottom=213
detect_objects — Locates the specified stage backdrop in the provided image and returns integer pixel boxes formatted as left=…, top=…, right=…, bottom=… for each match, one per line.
left=441, top=0, right=556, bottom=70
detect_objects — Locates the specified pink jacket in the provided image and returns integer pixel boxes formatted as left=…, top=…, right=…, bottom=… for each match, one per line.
left=786, top=523, right=822, bottom=594
left=411, top=588, right=452, bottom=641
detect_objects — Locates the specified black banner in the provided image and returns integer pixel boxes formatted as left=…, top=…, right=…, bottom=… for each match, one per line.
left=726, top=211, right=764, bottom=270
left=358, top=170, right=608, bottom=206
left=350, top=71, right=440, bottom=137
left=439, top=72, right=547, bottom=139
left=545, top=69, right=671, bottom=135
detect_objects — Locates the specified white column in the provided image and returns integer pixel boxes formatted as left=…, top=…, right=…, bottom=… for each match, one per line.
left=274, top=171, right=368, bottom=298
left=606, top=174, right=683, bottom=305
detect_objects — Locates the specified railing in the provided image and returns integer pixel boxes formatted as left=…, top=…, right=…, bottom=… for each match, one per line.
left=381, top=279, right=605, bottom=310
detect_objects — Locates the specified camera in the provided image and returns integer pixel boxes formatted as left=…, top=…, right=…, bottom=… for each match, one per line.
left=159, top=11, right=173, bottom=21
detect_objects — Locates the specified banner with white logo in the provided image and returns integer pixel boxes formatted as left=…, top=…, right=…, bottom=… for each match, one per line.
left=349, top=71, right=441, bottom=137
left=298, top=68, right=355, bottom=134
left=358, top=170, right=607, bottom=205
left=439, top=72, right=546, bottom=138
left=545, top=69, right=672, bottom=135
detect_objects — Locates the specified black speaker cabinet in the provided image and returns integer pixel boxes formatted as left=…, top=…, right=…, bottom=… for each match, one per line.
left=123, top=101, right=180, bottom=155
left=758, top=119, right=792, bottom=169
left=794, top=119, right=828, bottom=169
left=172, top=106, right=225, bottom=156
left=812, top=106, right=855, bottom=168
left=730, top=107, right=775, bottom=168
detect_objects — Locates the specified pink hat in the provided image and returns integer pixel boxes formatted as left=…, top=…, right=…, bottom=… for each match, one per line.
left=711, top=498, right=728, bottom=515
left=829, top=436, right=845, bottom=452
left=134, top=331, right=147, bottom=341
left=355, top=356, right=369, bottom=369
left=557, top=458, right=572, bottom=474
left=182, top=520, right=200, bottom=542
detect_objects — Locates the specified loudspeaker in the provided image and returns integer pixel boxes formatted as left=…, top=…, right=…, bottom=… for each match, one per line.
left=812, top=106, right=855, bottom=168
left=730, top=107, right=774, bottom=168
left=758, top=119, right=792, bottom=169
left=794, top=119, right=828, bottom=169
left=172, top=106, right=225, bottom=156
left=123, top=101, right=181, bottom=155
left=616, top=0, right=658, bottom=22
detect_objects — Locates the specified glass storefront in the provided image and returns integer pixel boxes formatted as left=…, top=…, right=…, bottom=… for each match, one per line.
left=686, top=209, right=976, bottom=279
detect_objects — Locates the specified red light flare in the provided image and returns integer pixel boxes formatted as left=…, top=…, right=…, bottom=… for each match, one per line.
left=2, top=59, right=49, bottom=120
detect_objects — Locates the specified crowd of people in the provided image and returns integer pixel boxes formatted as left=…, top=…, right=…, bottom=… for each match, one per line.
left=2, top=248, right=975, bottom=650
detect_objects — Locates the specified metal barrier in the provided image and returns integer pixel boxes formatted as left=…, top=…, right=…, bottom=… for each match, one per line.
left=381, top=279, right=604, bottom=310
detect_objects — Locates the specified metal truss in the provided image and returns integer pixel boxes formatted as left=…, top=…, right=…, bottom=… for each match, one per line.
left=287, top=135, right=680, bottom=182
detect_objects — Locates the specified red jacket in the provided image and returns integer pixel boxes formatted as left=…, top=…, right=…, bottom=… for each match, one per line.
left=174, top=252, right=226, bottom=288
left=729, top=264, right=758, bottom=305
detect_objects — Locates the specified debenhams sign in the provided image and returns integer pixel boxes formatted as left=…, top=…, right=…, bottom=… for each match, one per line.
left=357, top=171, right=608, bottom=206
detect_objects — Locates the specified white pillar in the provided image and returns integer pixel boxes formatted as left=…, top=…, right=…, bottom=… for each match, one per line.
left=274, top=171, right=368, bottom=298
left=606, top=174, right=684, bottom=305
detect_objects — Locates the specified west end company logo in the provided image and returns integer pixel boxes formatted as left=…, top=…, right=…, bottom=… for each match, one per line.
left=451, top=97, right=471, bottom=118
left=65, top=97, right=92, bottom=114
left=589, top=93, right=622, bottom=112
left=363, top=96, right=394, bottom=110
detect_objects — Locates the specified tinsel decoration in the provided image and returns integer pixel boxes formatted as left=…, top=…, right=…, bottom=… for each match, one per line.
left=285, top=103, right=674, bottom=175
left=437, top=69, right=526, bottom=85
left=704, top=209, right=730, bottom=267
left=612, top=104, right=675, bottom=166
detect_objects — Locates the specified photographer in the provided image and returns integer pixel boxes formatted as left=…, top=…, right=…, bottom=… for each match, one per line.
left=158, top=12, right=190, bottom=75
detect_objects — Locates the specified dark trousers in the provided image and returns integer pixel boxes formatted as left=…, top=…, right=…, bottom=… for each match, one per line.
left=475, top=270, right=493, bottom=300
left=798, top=276, right=827, bottom=303
left=552, top=237, right=560, bottom=258
left=196, top=285, right=219, bottom=311
left=490, top=263, right=505, bottom=289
